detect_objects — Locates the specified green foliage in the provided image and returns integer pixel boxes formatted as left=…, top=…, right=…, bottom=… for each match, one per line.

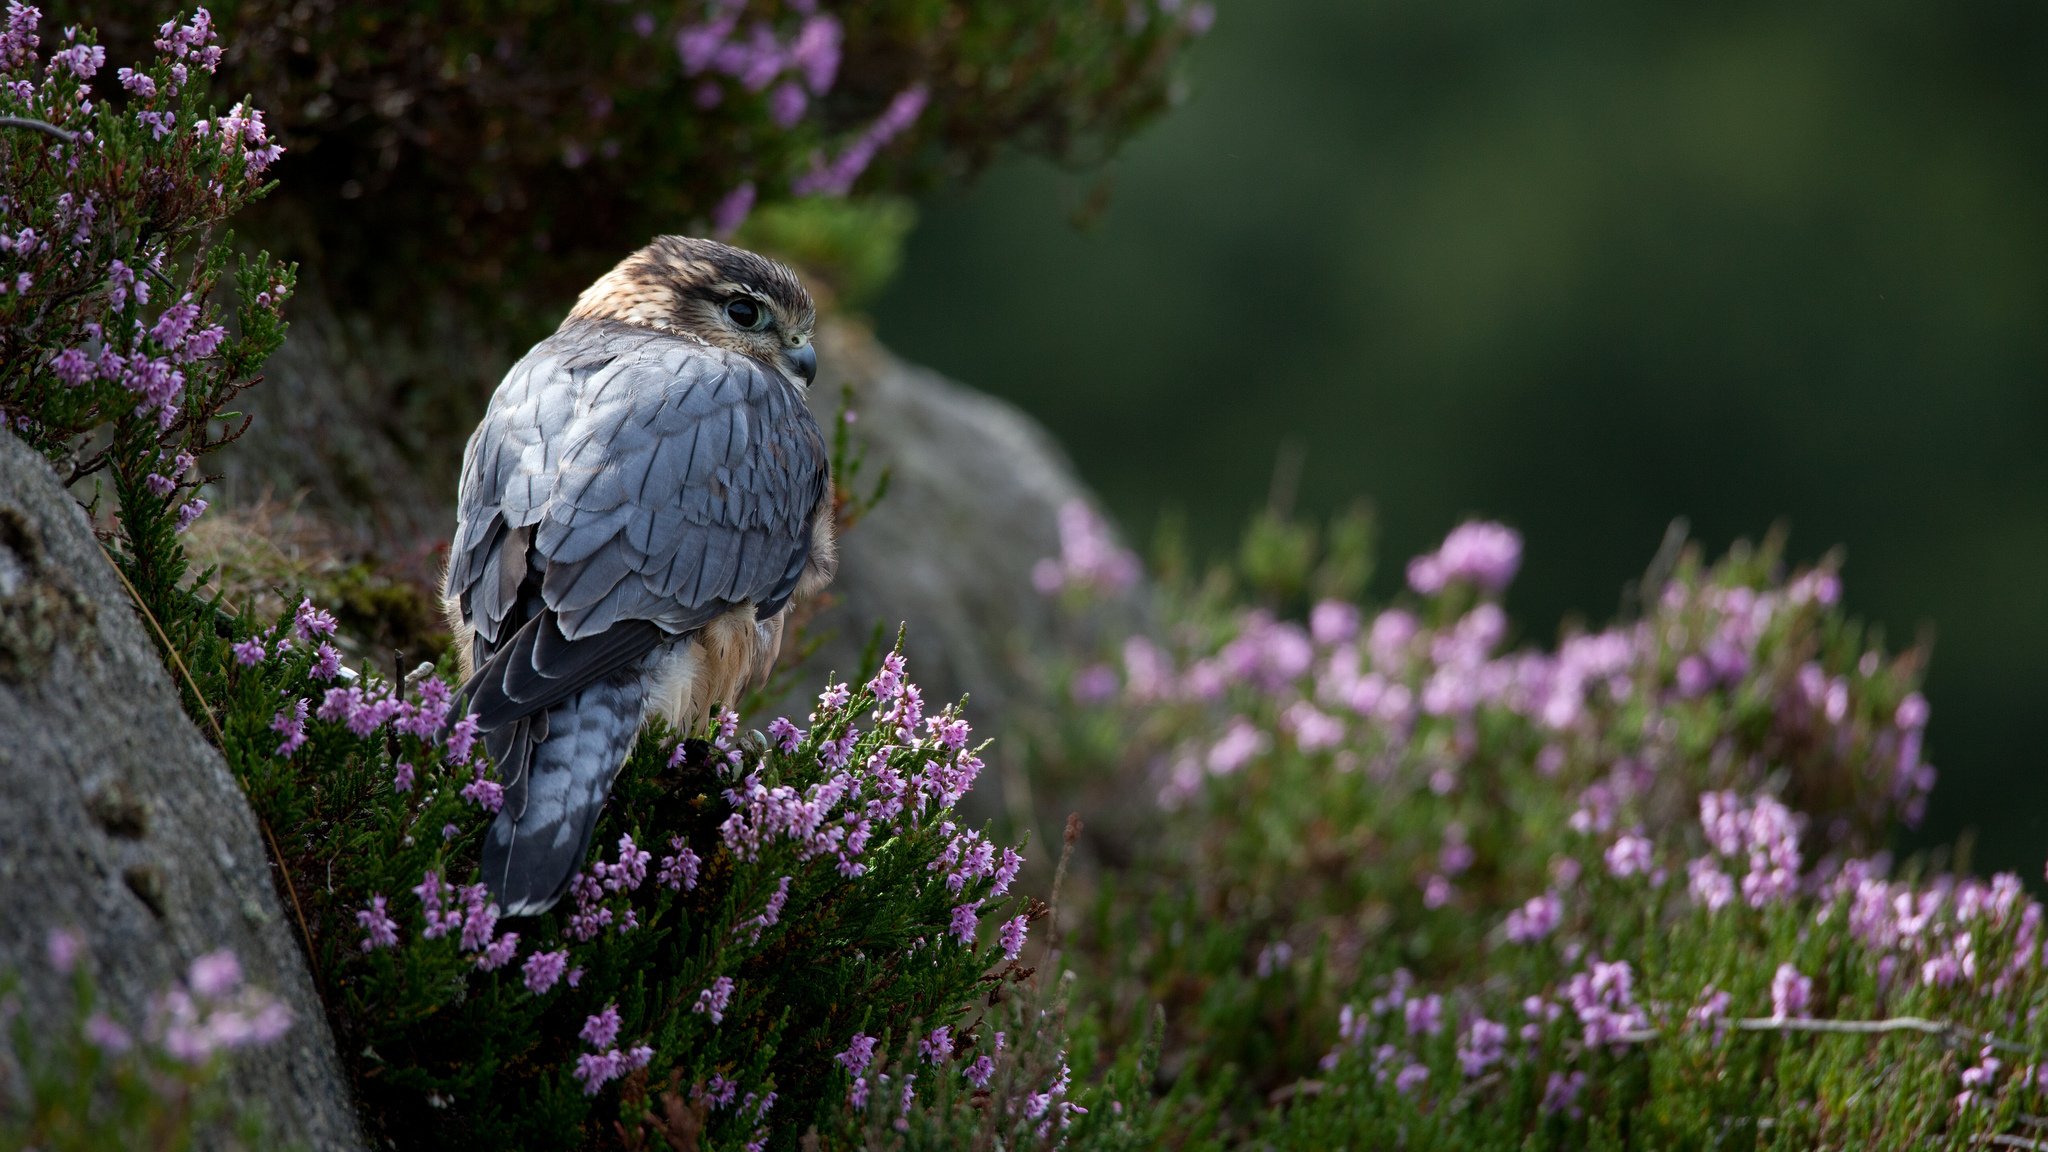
left=0, top=955, right=284, bottom=1151
left=63, top=0, right=1212, bottom=317
left=1025, top=508, right=2048, bottom=1149
left=0, top=10, right=293, bottom=503
left=737, top=196, right=919, bottom=311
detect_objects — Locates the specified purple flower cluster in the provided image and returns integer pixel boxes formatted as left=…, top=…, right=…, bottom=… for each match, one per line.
left=1406, top=520, right=1523, bottom=595
left=1032, top=499, right=1142, bottom=596
left=149, top=946, right=293, bottom=1065
left=573, top=1002, right=653, bottom=1095
left=714, top=656, right=994, bottom=905
left=1690, top=791, right=1801, bottom=911
left=1561, top=959, right=1648, bottom=1048
left=791, top=84, right=928, bottom=198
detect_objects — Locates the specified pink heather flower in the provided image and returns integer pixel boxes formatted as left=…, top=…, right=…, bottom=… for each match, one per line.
left=478, top=931, right=519, bottom=971
left=567, top=967, right=583, bottom=988
left=523, top=950, right=568, bottom=994
left=271, top=699, right=308, bottom=758
left=581, top=1004, right=622, bottom=1050
left=1504, top=893, right=1562, bottom=943
left=1393, top=1063, right=1429, bottom=1096
left=1421, top=874, right=1453, bottom=909
left=767, top=81, right=806, bottom=127
left=1958, top=1045, right=2002, bottom=1110
left=231, top=638, right=266, bottom=666
left=836, top=1033, right=878, bottom=1075
left=46, top=927, right=82, bottom=974
left=965, top=1054, right=996, bottom=1088
left=1031, top=500, right=1140, bottom=595
left=1770, top=962, right=1812, bottom=1019
left=1565, top=959, right=1649, bottom=1047
left=711, top=180, right=756, bottom=237
left=1071, top=663, right=1120, bottom=704
left=575, top=1050, right=625, bottom=1095
left=742, top=875, right=793, bottom=942
left=392, top=760, right=415, bottom=793
left=790, top=12, right=840, bottom=92
left=1404, top=993, right=1443, bottom=1037
left=445, top=713, right=480, bottom=764
left=1406, top=520, right=1522, bottom=595
left=998, top=915, right=1029, bottom=960
left=1605, top=830, right=1655, bottom=878
left=919, top=1026, right=952, bottom=1064
left=461, top=769, right=505, bottom=814
left=603, top=834, right=651, bottom=892
left=818, top=680, right=852, bottom=711
left=1310, top=599, right=1361, bottom=646
left=659, top=839, right=702, bottom=890
left=83, top=1012, right=132, bottom=1054
left=1283, top=701, right=1345, bottom=752
left=949, top=901, right=980, bottom=946
left=294, top=598, right=338, bottom=641
left=49, top=347, right=94, bottom=386
left=1206, top=717, right=1269, bottom=775
left=766, top=716, right=804, bottom=752
left=189, top=951, right=242, bottom=999
left=1457, top=1017, right=1508, bottom=1077
left=174, top=499, right=208, bottom=533
left=1541, top=1070, right=1586, bottom=1117
left=1687, top=985, right=1731, bottom=1032
left=695, top=976, right=735, bottom=1025
left=1688, top=857, right=1736, bottom=912
left=356, top=896, right=398, bottom=951
left=309, top=644, right=343, bottom=680
left=118, top=65, right=155, bottom=97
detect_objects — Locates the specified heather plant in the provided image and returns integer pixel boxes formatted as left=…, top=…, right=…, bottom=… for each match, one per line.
left=1, top=931, right=291, bottom=1151
left=68, top=0, right=1217, bottom=311
left=0, top=2, right=293, bottom=529
left=1028, top=505, right=2048, bottom=1148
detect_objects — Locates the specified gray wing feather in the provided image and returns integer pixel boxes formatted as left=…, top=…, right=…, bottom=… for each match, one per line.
left=446, top=316, right=826, bottom=667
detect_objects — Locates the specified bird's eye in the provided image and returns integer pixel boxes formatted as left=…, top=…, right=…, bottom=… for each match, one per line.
left=725, top=297, right=768, bottom=331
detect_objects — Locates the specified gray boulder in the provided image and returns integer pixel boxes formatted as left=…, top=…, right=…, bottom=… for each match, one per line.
left=0, top=431, right=365, bottom=1150
left=790, top=319, right=1147, bottom=833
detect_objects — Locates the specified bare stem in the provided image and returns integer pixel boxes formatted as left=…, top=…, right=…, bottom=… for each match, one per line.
left=0, top=115, right=78, bottom=143
left=1616, top=1014, right=2036, bottom=1057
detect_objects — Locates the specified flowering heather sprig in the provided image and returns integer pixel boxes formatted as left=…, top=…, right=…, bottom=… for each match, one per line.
left=522, top=950, right=568, bottom=995
left=1032, top=499, right=1141, bottom=596
left=1406, top=520, right=1523, bottom=595
left=695, top=976, right=735, bottom=1025
left=356, top=896, right=398, bottom=952
left=270, top=699, right=307, bottom=758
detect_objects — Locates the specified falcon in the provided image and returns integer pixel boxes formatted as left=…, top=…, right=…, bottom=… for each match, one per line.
left=443, top=236, right=835, bottom=916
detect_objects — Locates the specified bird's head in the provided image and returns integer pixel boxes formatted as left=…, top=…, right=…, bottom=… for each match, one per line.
left=567, top=235, right=819, bottom=387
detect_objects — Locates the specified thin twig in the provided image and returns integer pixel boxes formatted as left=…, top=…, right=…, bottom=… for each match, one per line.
left=1037, top=813, right=1082, bottom=974
left=0, top=115, right=77, bottom=142
left=1985, top=1136, right=2048, bottom=1151
left=105, top=552, right=223, bottom=745
left=104, top=545, right=321, bottom=983
left=1617, top=1015, right=2036, bottom=1057
left=257, top=810, right=321, bottom=986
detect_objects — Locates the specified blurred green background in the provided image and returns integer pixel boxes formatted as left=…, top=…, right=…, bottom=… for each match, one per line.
left=871, top=0, right=2048, bottom=874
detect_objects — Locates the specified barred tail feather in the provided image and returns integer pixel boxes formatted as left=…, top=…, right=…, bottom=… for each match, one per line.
left=482, top=674, right=648, bottom=916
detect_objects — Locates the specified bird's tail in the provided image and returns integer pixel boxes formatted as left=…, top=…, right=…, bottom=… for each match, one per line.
left=481, top=672, right=648, bottom=916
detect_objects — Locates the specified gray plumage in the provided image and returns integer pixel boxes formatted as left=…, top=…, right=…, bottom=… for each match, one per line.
left=446, top=309, right=828, bottom=916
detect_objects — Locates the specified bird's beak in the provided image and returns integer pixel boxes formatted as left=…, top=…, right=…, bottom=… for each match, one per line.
left=783, top=343, right=817, bottom=386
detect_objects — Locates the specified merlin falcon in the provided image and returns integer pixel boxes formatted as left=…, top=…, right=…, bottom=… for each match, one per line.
left=444, top=236, right=836, bottom=916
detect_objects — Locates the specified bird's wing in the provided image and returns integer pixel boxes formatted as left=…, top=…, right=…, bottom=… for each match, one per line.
left=445, top=320, right=828, bottom=769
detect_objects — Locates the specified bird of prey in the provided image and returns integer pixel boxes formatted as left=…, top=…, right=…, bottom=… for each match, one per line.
left=443, top=236, right=836, bottom=916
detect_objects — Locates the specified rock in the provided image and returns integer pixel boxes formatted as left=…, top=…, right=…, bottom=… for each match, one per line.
left=792, top=319, right=1148, bottom=834
left=0, top=431, right=366, bottom=1150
